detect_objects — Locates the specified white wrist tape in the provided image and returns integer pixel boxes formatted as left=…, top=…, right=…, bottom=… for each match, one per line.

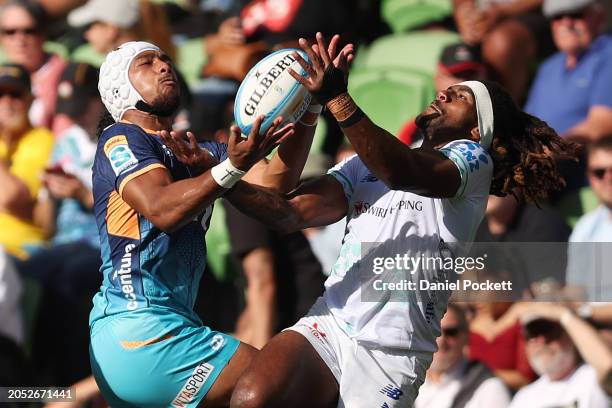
left=211, top=158, right=246, bottom=189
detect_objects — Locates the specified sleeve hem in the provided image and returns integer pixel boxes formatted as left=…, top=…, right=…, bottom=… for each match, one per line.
left=118, top=163, right=167, bottom=196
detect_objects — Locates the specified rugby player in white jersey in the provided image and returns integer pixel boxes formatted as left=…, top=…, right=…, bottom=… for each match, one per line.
left=166, top=33, right=576, bottom=407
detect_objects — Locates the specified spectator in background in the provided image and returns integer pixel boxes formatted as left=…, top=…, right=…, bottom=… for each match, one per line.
left=468, top=301, right=536, bottom=391
left=224, top=199, right=326, bottom=349
left=452, top=0, right=551, bottom=102
left=0, top=0, right=68, bottom=131
left=474, top=192, right=571, bottom=289
left=398, top=42, right=489, bottom=146
left=416, top=304, right=511, bottom=408
left=525, top=0, right=612, bottom=141
left=68, top=0, right=176, bottom=60
left=566, top=136, right=612, bottom=301
left=509, top=303, right=611, bottom=406
left=14, top=62, right=101, bottom=386
left=0, top=63, right=54, bottom=260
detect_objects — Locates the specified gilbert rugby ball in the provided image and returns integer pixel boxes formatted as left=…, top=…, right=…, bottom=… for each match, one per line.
left=234, top=49, right=312, bottom=136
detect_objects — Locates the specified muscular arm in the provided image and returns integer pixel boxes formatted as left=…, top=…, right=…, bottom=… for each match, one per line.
left=121, top=167, right=228, bottom=233
left=327, top=95, right=460, bottom=197
left=245, top=110, right=320, bottom=193
left=226, top=175, right=348, bottom=234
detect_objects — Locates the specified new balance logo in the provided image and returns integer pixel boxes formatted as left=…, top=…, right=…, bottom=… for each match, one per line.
left=361, top=173, right=378, bottom=183
left=380, top=384, right=403, bottom=401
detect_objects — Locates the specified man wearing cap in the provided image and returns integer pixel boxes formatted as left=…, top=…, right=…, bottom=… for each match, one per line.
left=88, top=38, right=350, bottom=407
left=0, top=63, right=54, bottom=259
left=525, top=0, right=612, bottom=141
left=398, top=42, right=488, bottom=146
left=228, top=33, right=576, bottom=408
left=509, top=303, right=611, bottom=406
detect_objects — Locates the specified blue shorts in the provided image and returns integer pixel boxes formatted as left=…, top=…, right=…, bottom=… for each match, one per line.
left=89, top=310, right=240, bottom=408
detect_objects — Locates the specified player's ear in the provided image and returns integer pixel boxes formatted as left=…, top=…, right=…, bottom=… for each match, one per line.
left=470, top=126, right=480, bottom=143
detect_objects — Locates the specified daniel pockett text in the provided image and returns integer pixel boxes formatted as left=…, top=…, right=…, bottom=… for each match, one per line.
left=370, top=253, right=512, bottom=292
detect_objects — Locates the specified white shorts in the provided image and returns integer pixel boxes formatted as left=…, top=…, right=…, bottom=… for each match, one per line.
left=285, top=297, right=433, bottom=408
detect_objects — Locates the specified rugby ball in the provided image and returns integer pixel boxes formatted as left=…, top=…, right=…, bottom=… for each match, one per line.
left=234, top=49, right=312, bottom=136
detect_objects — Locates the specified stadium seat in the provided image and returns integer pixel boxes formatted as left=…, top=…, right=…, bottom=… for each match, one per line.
left=176, top=37, right=208, bottom=87
left=356, top=31, right=460, bottom=75
left=348, top=67, right=434, bottom=135
left=382, top=0, right=453, bottom=33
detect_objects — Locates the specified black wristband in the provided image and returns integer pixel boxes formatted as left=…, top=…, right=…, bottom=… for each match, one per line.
left=338, top=108, right=365, bottom=128
left=312, top=65, right=347, bottom=105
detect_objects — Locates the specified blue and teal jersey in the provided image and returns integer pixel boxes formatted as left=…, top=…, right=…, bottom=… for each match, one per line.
left=90, top=122, right=228, bottom=327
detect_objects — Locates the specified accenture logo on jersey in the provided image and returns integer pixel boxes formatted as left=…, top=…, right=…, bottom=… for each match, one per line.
left=353, top=200, right=423, bottom=218
left=116, top=243, right=138, bottom=311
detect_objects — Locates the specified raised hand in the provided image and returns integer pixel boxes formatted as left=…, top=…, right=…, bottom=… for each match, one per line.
left=228, top=115, right=295, bottom=171
left=158, top=130, right=219, bottom=175
left=287, top=32, right=355, bottom=105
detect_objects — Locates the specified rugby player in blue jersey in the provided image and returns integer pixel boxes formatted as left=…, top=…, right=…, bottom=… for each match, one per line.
left=89, top=39, right=353, bottom=407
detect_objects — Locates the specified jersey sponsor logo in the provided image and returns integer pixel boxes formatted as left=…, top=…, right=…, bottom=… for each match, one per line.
left=210, top=334, right=225, bottom=351
left=171, top=362, right=215, bottom=407
left=112, top=243, right=139, bottom=311
left=380, top=384, right=403, bottom=401
left=307, top=322, right=327, bottom=342
left=360, top=173, right=378, bottom=183
left=354, top=200, right=423, bottom=218
left=104, top=135, right=138, bottom=176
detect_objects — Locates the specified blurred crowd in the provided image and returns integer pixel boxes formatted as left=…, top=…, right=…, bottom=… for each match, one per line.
left=0, top=0, right=610, bottom=407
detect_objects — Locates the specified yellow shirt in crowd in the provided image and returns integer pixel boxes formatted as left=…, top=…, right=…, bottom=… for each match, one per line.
left=0, top=127, right=54, bottom=259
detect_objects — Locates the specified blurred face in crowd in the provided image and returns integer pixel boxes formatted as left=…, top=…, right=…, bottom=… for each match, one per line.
left=430, top=308, right=468, bottom=374
left=85, top=22, right=120, bottom=54
left=0, top=5, right=45, bottom=73
left=0, top=85, right=32, bottom=135
left=524, top=320, right=577, bottom=381
left=416, top=85, right=478, bottom=146
left=128, top=50, right=180, bottom=117
left=551, top=4, right=606, bottom=55
left=588, top=148, right=612, bottom=209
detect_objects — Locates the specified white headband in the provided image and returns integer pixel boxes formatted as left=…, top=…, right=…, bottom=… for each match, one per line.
left=459, top=81, right=494, bottom=150
left=98, top=41, right=161, bottom=121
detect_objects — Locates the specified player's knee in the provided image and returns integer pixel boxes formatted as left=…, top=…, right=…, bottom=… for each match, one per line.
left=230, top=376, right=272, bottom=408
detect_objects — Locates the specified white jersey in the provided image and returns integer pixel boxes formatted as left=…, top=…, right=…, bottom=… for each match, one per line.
left=324, top=139, right=492, bottom=351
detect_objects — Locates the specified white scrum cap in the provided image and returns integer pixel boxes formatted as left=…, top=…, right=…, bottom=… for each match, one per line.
left=98, top=41, right=161, bottom=121
left=459, top=81, right=494, bottom=150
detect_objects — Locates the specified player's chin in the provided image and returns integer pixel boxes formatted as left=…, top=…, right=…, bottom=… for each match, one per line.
left=415, top=112, right=438, bottom=130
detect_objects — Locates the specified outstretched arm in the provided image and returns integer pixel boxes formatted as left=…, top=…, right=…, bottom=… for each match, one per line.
left=288, top=33, right=460, bottom=198
left=225, top=175, right=348, bottom=234
left=123, top=117, right=291, bottom=233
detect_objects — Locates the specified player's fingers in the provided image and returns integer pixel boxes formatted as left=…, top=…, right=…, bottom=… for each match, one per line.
left=298, top=38, right=322, bottom=73
left=228, top=125, right=241, bottom=149
left=288, top=67, right=309, bottom=86
left=186, top=131, right=199, bottom=151
left=272, top=122, right=294, bottom=138
left=315, top=32, right=331, bottom=66
left=327, top=34, right=340, bottom=61
left=291, top=52, right=316, bottom=80
left=249, top=115, right=266, bottom=144
left=265, top=116, right=283, bottom=138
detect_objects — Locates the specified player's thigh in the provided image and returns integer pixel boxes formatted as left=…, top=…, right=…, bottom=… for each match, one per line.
left=338, top=348, right=432, bottom=408
left=230, top=330, right=339, bottom=408
left=200, top=342, right=257, bottom=407
left=90, top=316, right=242, bottom=408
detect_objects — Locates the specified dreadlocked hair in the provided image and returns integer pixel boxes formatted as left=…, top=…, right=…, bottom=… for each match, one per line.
left=96, top=109, right=115, bottom=140
left=482, top=80, right=579, bottom=205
